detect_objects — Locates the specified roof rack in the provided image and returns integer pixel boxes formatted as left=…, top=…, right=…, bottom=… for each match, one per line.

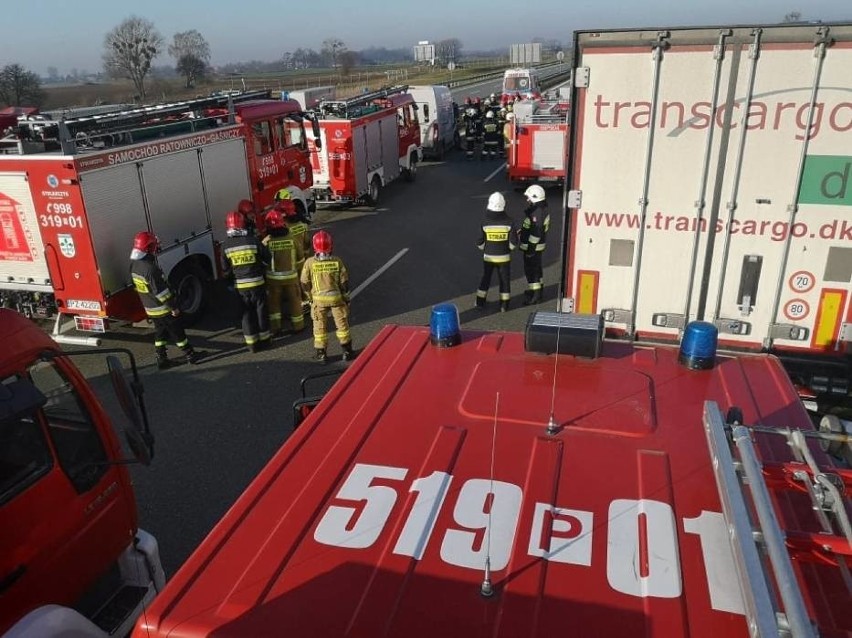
left=1, top=90, right=273, bottom=156
left=703, top=401, right=852, bottom=637
left=315, top=85, right=409, bottom=119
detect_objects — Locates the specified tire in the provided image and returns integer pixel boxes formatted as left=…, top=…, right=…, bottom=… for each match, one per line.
left=169, top=261, right=208, bottom=325
left=367, top=176, right=382, bottom=206
left=403, top=154, right=417, bottom=182
left=435, top=140, right=445, bottom=161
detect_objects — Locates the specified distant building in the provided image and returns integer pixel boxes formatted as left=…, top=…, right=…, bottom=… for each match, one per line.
left=413, top=41, right=435, bottom=65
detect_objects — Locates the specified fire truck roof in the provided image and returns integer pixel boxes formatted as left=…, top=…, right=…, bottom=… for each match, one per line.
left=136, top=323, right=851, bottom=637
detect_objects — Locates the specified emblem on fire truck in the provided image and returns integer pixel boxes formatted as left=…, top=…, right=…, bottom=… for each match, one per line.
left=58, top=234, right=75, bottom=258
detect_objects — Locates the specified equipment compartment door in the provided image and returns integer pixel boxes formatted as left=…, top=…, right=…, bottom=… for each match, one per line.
left=199, top=138, right=252, bottom=239
left=0, top=172, right=51, bottom=292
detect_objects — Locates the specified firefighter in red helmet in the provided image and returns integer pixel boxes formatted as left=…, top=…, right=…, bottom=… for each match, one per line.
left=274, top=189, right=310, bottom=274
left=222, top=210, right=271, bottom=352
left=300, top=230, right=355, bottom=364
left=237, top=198, right=265, bottom=237
left=129, top=231, right=204, bottom=369
left=262, top=209, right=304, bottom=335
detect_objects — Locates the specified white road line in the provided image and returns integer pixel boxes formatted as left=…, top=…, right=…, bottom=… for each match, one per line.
left=350, top=248, right=409, bottom=299
left=484, top=163, right=507, bottom=183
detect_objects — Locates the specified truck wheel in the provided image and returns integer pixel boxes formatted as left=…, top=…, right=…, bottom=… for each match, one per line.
left=367, top=176, right=382, bottom=206
left=403, top=154, right=417, bottom=182
left=169, top=262, right=208, bottom=325
left=436, top=140, right=445, bottom=161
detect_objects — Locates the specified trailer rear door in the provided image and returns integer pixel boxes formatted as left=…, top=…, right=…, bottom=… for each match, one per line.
left=565, top=24, right=852, bottom=354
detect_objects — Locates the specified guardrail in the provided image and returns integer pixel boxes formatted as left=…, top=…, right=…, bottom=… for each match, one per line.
left=447, top=61, right=572, bottom=91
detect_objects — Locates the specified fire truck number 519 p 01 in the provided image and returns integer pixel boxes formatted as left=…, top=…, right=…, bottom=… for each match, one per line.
left=313, top=463, right=744, bottom=615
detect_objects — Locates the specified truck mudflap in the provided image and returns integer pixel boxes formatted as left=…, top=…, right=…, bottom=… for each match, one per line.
left=565, top=25, right=852, bottom=357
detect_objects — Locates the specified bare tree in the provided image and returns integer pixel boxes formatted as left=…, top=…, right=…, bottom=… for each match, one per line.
left=103, top=16, right=163, bottom=100
left=338, top=51, right=359, bottom=77
left=169, top=30, right=211, bottom=88
left=782, top=11, right=802, bottom=22
left=321, top=38, right=346, bottom=67
left=0, top=64, right=46, bottom=108
left=435, top=38, right=463, bottom=63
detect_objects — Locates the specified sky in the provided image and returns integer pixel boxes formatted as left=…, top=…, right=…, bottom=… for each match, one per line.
left=1, top=0, right=849, bottom=75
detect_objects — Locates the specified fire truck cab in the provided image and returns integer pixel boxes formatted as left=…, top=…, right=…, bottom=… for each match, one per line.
left=0, top=308, right=162, bottom=638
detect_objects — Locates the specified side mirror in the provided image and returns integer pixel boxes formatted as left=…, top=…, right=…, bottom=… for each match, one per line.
left=311, top=117, right=322, bottom=150
left=423, top=104, right=430, bottom=122
left=107, top=355, right=153, bottom=466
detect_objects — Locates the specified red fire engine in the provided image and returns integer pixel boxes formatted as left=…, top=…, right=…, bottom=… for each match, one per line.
left=306, top=85, right=422, bottom=207
left=1, top=308, right=161, bottom=638
left=133, top=310, right=852, bottom=637
left=0, top=91, right=319, bottom=343
left=507, top=91, right=570, bottom=185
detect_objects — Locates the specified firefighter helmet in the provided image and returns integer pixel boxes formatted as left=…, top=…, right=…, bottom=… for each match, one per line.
left=464, top=97, right=472, bottom=106
left=225, top=210, right=246, bottom=231
left=525, top=184, right=546, bottom=203
left=506, top=112, right=515, bottom=121
left=237, top=199, right=254, bottom=215
left=466, top=107, right=475, bottom=117
left=264, top=209, right=286, bottom=230
left=487, top=192, right=506, bottom=212
left=312, top=230, right=333, bottom=255
left=273, top=188, right=292, bottom=201
left=489, top=93, right=496, bottom=102
left=485, top=110, right=494, bottom=119
left=133, top=231, right=159, bottom=253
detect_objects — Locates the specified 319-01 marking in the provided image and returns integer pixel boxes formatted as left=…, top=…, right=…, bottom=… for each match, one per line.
left=39, top=214, right=84, bottom=229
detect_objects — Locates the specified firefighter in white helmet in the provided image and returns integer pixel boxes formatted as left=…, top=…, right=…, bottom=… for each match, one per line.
left=476, top=192, right=517, bottom=312
left=518, top=184, right=550, bottom=305
left=481, top=111, right=501, bottom=160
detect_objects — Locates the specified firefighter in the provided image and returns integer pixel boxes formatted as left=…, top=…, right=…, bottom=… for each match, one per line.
left=237, top=198, right=266, bottom=238
left=503, top=112, right=515, bottom=158
left=463, top=107, right=480, bottom=160
left=273, top=189, right=310, bottom=273
left=475, top=192, right=517, bottom=312
left=222, top=210, right=272, bottom=352
left=301, top=230, right=355, bottom=364
left=129, top=231, right=204, bottom=369
left=262, top=210, right=304, bottom=335
left=481, top=111, right=501, bottom=160
left=519, top=184, right=551, bottom=305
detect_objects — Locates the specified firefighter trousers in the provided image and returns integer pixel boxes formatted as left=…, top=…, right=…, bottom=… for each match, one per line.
left=311, top=303, right=350, bottom=350
left=523, top=252, right=544, bottom=292
left=238, top=286, right=270, bottom=346
left=152, top=314, right=190, bottom=352
left=476, top=261, right=511, bottom=303
left=267, top=279, right=305, bottom=334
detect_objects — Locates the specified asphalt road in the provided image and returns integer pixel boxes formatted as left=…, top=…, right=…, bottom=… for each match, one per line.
left=70, top=148, right=566, bottom=577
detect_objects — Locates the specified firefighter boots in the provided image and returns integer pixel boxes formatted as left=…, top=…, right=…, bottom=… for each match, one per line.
left=342, top=342, right=356, bottom=362
left=530, top=289, right=542, bottom=304
left=500, top=300, right=510, bottom=313
left=184, top=348, right=204, bottom=364
left=315, top=348, right=328, bottom=364
left=522, top=290, right=534, bottom=306
left=156, top=349, right=172, bottom=370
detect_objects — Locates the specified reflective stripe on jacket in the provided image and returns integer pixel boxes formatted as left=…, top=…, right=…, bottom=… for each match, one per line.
left=477, top=210, right=517, bottom=264
left=224, top=235, right=267, bottom=289
left=519, top=202, right=551, bottom=253
left=301, top=255, right=349, bottom=306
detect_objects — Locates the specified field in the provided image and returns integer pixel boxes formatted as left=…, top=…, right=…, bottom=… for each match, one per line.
left=41, top=59, right=510, bottom=110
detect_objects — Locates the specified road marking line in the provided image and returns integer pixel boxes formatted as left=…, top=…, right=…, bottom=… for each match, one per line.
left=484, top=163, right=507, bottom=182
left=350, top=248, right=409, bottom=300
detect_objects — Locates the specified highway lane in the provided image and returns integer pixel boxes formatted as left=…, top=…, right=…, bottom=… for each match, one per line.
left=68, top=147, right=567, bottom=577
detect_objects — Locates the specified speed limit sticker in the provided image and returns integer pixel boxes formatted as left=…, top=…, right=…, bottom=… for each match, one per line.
left=783, top=298, right=810, bottom=321
left=788, top=271, right=815, bottom=293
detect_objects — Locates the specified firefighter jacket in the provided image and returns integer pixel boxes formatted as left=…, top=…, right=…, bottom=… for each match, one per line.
left=263, top=228, right=298, bottom=282
left=286, top=219, right=310, bottom=269
left=519, top=201, right=551, bottom=254
left=464, top=114, right=481, bottom=139
left=482, top=118, right=501, bottom=141
left=301, top=254, right=349, bottom=307
left=130, top=253, right=175, bottom=318
left=477, top=211, right=517, bottom=264
left=223, top=232, right=269, bottom=290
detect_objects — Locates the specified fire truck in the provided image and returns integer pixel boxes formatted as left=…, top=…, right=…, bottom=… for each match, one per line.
left=133, top=309, right=852, bottom=637
left=561, top=23, right=852, bottom=414
left=0, top=308, right=162, bottom=638
left=0, top=91, right=319, bottom=343
left=306, top=85, right=422, bottom=207
left=507, top=88, right=570, bottom=185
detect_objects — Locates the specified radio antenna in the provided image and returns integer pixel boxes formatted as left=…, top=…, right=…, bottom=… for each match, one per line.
left=481, top=392, right=499, bottom=597
left=546, top=319, right=562, bottom=435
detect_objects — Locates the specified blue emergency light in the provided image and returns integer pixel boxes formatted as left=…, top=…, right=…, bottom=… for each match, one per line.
left=679, top=321, right=718, bottom=370
left=430, top=303, right=461, bottom=348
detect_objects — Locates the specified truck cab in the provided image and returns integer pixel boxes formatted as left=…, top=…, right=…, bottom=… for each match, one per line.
left=0, top=309, right=162, bottom=638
